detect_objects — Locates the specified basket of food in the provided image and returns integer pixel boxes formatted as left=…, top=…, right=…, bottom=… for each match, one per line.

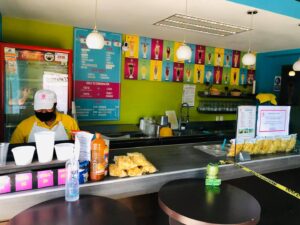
left=230, top=89, right=241, bottom=97
left=210, top=87, right=220, bottom=96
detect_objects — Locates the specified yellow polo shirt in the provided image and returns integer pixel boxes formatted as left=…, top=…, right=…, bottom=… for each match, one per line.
left=10, top=112, right=79, bottom=144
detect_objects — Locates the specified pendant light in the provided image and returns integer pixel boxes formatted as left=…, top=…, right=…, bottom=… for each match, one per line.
left=86, top=0, right=105, bottom=49
left=289, top=71, right=296, bottom=76
left=176, top=0, right=192, bottom=61
left=242, top=10, right=257, bottom=66
left=293, top=58, right=300, bottom=71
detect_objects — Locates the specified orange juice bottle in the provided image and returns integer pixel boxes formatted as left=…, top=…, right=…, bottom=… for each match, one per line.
left=90, top=133, right=106, bottom=181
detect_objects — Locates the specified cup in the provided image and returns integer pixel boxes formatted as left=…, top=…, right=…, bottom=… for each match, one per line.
left=34, top=131, right=55, bottom=163
left=160, top=116, right=169, bottom=126
left=0, top=143, right=9, bottom=166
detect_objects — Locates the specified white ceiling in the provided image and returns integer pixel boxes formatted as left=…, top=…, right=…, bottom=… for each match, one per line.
left=1, top=0, right=300, bottom=53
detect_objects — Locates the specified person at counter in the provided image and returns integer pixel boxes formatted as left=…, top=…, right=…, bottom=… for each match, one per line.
left=10, top=89, right=79, bottom=144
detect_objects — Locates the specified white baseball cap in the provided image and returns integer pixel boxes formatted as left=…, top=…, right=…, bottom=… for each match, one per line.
left=34, top=89, right=57, bottom=110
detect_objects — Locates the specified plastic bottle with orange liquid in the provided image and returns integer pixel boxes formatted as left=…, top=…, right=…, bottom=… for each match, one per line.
left=90, top=133, right=106, bottom=181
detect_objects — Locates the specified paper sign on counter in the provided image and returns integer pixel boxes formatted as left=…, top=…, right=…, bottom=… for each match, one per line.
left=257, top=106, right=290, bottom=137
left=236, top=106, right=256, bottom=140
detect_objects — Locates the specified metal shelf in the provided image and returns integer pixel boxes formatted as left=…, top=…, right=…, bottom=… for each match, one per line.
left=198, top=91, right=255, bottom=99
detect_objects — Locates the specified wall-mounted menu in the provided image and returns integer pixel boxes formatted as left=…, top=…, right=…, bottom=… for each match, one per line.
left=74, top=28, right=122, bottom=121
left=124, top=34, right=255, bottom=86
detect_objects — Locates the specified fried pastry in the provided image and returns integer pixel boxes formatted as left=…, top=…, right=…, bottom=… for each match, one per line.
left=114, top=156, right=137, bottom=170
left=109, top=164, right=127, bottom=177
left=127, top=167, right=143, bottom=177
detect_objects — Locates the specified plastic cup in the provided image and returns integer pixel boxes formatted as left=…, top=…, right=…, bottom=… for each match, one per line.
left=0, top=143, right=9, bottom=166
left=34, top=131, right=55, bottom=163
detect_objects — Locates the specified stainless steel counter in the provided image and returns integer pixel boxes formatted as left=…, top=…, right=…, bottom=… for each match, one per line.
left=1, top=142, right=300, bottom=221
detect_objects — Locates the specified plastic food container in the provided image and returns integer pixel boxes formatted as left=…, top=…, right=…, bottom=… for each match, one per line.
left=54, top=143, right=74, bottom=161
left=12, top=146, right=35, bottom=166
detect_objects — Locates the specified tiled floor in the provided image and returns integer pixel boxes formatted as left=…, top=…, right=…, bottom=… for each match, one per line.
left=119, top=168, right=300, bottom=225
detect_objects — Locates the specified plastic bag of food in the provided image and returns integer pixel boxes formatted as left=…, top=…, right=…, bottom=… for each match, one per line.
left=273, top=136, right=282, bottom=153
left=243, top=138, right=255, bottom=154
left=253, top=137, right=264, bottom=154
left=279, top=135, right=290, bottom=152
left=286, top=134, right=297, bottom=152
left=227, top=139, right=244, bottom=157
left=266, top=137, right=277, bottom=154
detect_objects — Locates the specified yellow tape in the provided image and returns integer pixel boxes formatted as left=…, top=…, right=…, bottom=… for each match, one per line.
left=219, top=160, right=300, bottom=200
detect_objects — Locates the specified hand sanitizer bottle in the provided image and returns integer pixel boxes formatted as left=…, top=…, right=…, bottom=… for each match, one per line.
left=65, top=152, right=79, bottom=202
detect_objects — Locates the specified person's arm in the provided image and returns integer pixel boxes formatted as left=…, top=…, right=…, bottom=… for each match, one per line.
left=62, top=114, right=80, bottom=140
left=10, top=125, right=26, bottom=144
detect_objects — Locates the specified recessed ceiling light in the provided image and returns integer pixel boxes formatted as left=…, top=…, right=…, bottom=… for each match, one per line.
left=154, top=14, right=250, bottom=37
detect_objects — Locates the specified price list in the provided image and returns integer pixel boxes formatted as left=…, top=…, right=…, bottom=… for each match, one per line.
left=74, top=28, right=122, bottom=120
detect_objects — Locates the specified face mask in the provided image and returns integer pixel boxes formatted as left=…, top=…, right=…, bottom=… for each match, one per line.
left=35, top=111, right=56, bottom=122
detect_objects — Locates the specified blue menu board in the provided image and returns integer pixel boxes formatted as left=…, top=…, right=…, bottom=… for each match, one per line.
left=73, top=28, right=122, bottom=121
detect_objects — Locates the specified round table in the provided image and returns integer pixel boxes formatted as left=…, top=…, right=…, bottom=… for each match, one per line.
left=8, top=195, right=136, bottom=225
left=158, top=179, right=261, bottom=225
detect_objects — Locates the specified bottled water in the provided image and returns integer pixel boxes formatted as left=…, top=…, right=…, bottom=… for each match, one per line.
left=65, top=155, right=79, bottom=202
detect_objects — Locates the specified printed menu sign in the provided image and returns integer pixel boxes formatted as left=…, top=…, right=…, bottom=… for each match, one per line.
left=236, top=106, right=257, bottom=140
left=257, top=106, right=291, bottom=137
left=182, top=84, right=196, bottom=107
left=74, top=28, right=122, bottom=120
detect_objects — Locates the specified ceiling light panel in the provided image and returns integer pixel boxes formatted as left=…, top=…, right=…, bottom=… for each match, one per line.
left=154, top=14, right=250, bottom=37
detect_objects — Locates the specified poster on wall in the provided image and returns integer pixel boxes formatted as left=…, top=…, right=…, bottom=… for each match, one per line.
left=123, top=33, right=256, bottom=88
left=73, top=28, right=122, bottom=121
left=256, top=106, right=291, bottom=137
left=182, top=84, right=196, bottom=107
left=273, top=75, right=281, bottom=92
left=43, top=72, right=68, bottom=113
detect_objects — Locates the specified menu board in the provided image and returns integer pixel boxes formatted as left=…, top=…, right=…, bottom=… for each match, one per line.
left=74, top=28, right=122, bottom=121
left=124, top=34, right=256, bottom=86
left=257, top=106, right=291, bottom=137
left=236, top=106, right=257, bottom=140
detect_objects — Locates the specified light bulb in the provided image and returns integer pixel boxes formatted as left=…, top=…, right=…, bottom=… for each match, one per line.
left=289, top=71, right=296, bottom=76
left=242, top=52, right=256, bottom=66
left=176, top=44, right=192, bottom=61
left=86, top=29, right=105, bottom=49
left=293, top=58, right=300, bottom=71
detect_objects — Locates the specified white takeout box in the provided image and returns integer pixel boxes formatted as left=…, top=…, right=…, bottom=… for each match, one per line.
left=35, top=131, right=55, bottom=163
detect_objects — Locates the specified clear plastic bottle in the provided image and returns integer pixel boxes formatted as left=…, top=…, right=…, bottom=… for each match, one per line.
left=65, top=154, right=79, bottom=202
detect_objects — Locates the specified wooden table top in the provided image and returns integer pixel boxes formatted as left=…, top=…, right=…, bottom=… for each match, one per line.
left=8, top=195, right=136, bottom=225
left=158, top=179, right=261, bottom=225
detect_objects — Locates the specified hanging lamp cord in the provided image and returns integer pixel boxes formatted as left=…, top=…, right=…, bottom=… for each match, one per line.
left=93, top=0, right=98, bottom=30
left=248, top=11, right=254, bottom=53
left=183, top=0, right=188, bottom=43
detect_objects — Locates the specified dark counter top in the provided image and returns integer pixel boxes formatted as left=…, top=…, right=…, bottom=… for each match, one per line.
left=1, top=140, right=300, bottom=221
left=79, top=121, right=236, bottom=149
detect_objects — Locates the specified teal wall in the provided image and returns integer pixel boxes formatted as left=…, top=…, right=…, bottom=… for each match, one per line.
left=256, top=49, right=300, bottom=93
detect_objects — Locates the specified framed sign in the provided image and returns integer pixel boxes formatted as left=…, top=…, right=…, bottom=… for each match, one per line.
left=257, top=106, right=290, bottom=137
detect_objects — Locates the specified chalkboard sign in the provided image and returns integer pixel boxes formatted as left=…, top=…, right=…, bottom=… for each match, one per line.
left=73, top=28, right=122, bottom=121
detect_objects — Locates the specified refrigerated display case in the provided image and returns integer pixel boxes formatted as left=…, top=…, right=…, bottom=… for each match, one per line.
left=0, top=42, right=73, bottom=142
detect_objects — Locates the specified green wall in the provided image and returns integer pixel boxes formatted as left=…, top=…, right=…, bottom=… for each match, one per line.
left=3, top=16, right=236, bottom=124
left=2, top=17, right=73, bottom=49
